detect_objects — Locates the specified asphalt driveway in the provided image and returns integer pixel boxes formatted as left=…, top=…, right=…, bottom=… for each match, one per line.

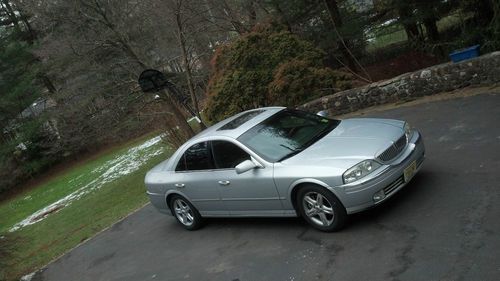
left=33, top=92, right=500, bottom=281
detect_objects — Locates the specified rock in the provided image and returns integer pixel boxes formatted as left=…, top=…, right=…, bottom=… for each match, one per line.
left=420, top=70, right=432, bottom=79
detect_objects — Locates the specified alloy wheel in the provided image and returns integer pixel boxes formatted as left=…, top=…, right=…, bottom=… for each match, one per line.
left=173, top=199, right=194, bottom=226
left=302, top=192, right=335, bottom=227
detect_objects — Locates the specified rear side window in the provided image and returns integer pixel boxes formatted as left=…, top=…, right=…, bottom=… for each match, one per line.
left=176, top=142, right=214, bottom=171
left=211, top=141, right=250, bottom=169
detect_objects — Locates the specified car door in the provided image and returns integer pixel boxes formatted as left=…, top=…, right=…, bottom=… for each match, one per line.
left=210, top=140, right=283, bottom=216
left=174, top=141, right=227, bottom=216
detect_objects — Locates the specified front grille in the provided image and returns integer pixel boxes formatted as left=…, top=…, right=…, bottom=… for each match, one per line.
left=383, top=176, right=405, bottom=195
left=377, top=134, right=407, bottom=162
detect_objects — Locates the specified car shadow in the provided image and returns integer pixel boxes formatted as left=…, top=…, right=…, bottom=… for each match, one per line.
left=347, top=168, right=436, bottom=228
left=203, top=216, right=306, bottom=231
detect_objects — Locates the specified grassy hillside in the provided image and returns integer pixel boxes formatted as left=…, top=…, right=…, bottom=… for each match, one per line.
left=0, top=134, right=171, bottom=280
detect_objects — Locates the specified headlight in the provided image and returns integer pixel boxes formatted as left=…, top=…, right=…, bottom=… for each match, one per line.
left=404, top=122, right=412, bottom=141
left=343, top=160, right=381, bottom=184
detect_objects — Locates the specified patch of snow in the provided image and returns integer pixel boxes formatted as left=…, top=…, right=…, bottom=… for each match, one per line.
left=17, top=142, right=28, bottom=151
left=187, top=116, right=202, bottom=123
left=9, top=136, right=165, bottom=232
left=20, top=272, right=35, bottom=281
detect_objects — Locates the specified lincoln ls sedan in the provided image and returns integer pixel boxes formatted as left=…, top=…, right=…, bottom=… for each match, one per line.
left=145, top=107, right=425, bottom=232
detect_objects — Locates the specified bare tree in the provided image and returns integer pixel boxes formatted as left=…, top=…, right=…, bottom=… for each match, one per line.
left=19, top=0, right=200, bottom=148
left=169, top=0, right=206, bottom=128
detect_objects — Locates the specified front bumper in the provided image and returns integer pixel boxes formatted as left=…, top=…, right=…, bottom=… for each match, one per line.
left=337, top=131, right=425, bottom=214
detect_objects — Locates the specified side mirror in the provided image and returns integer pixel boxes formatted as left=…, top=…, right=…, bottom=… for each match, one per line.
left=316, top=110, right=328, bottom=117
left=235, top=160, right=258, bottom=174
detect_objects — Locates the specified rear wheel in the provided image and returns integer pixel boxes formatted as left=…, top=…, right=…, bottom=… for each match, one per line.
left=297, top=185, right=347, bottom=232
left=169, top=195, right=203, bottom=230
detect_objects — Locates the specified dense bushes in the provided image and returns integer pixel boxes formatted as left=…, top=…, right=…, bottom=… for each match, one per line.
left=269, top=59, right=352, bottom=106
left=205, top=23, right=353, bottom=122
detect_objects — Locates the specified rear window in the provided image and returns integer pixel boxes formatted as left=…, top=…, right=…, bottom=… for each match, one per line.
left=217, top=110, right=265, bottom=130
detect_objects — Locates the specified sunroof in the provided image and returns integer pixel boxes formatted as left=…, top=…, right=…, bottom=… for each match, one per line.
left=217, top=110, right=265, bottom=130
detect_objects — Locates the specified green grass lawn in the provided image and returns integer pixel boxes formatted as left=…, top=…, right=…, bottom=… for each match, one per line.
left=0, top=134, right=171, bottom=280
left=366, top=12, right=469, bottom=53
left=367, top=26, right=408, bottom=52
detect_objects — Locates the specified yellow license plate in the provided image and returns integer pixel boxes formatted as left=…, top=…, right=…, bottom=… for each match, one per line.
left=404, top=161, right=417, bottom=182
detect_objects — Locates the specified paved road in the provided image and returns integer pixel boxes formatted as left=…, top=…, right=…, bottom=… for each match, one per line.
left=35, top=93, right=500, bottom=281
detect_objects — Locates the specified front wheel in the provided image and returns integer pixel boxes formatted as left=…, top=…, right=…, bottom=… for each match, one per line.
left=297, top=185, right=347, bottom=232
left=169, top=195, right=203, bottom=230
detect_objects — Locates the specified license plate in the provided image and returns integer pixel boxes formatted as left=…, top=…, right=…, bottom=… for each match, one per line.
left=404, top=161, right=417, bottom=182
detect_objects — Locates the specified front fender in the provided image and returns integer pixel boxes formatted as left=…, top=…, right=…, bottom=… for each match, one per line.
left=288, top=178, right=344, bottom=205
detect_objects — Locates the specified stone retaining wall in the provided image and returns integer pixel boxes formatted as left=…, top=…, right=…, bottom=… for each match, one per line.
left=300, top=51, right=500, bottom=114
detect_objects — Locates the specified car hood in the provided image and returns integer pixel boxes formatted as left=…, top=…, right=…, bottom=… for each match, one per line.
left=283, top=118, right=405, bottom=168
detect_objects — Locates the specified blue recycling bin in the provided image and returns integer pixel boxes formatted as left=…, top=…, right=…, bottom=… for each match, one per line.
left=449, top=45, right=480, bottom=63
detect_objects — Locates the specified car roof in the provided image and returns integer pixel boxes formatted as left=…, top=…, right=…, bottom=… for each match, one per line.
left=192, top=107, right=285, bottom=141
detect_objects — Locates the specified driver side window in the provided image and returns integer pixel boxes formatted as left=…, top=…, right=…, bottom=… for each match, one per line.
left=211, top=141, right=250, bottom=169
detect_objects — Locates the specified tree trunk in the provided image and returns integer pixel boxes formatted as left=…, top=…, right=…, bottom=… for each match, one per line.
left=397, top=3, right=421, bottom=41
left=86, top=2, right=148, bottom=70
left=221, top=0, right=248, bottom=34
left=323, top=0, right=358, bottom=73
left=420, top=2, right=439, bottom=42
left=475, top=0, right=494, bottom=26
left=119, top=38, right=148, bottom=69
left=12, top=0, right=38, bottom=44
left=175, top=5, right=206, bottom=129
left=41, top=74, right=57, bottom=93
left=160, top=89, right=195, bottom=138
left=4, top=2, right=58, bottom=94
left=248, top=0, right=257, bottom=29
left=0, top=0, right=20, bottom=30
left=423, top=17, right=439, bottom=41
left=403, top=23, right=420, bottom=41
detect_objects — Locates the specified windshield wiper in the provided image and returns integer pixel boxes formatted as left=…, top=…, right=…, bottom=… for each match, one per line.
left=279, top=144, right=296, bottom=151
left=278, top=147, right=305, bottom=162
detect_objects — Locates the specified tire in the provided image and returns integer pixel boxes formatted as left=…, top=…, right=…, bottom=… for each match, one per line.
left=169, top=195, right=203, bottom=230
left=296, top=185, right=347, bottom=232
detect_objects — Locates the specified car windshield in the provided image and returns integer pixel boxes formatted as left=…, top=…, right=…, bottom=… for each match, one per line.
left=238, top=109, right=340, bottom=162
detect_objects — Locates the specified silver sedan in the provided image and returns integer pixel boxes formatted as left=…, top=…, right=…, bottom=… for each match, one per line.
left=145, top=107, right=425, bottom=232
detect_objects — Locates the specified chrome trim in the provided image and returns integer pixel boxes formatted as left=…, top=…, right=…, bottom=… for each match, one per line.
left=383, top=176, right=404, bottom=195
left=377, top=134, right=407, bottom=162
left=221, top=197, right=281, bottom=201
left=191, top=198, right=220, bottom=202
left=146, top=191, right=163, bottom=196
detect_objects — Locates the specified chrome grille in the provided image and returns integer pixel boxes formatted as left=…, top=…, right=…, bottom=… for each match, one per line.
left=383, top=176, right=404, bottom=195
left=377, top=134, right=407, bottom=162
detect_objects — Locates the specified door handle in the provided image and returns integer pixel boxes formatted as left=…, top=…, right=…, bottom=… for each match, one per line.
left=218, top=180, right=230, bottom=186
left=174, top=183, right=185, bottom=188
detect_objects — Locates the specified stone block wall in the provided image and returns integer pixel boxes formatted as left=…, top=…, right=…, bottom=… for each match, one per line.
left=300, top=51, right=500, bottom=115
